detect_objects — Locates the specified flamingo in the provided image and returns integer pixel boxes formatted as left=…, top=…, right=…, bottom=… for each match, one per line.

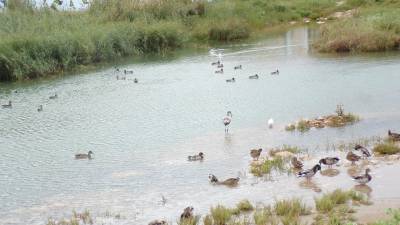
left=223, top=111, right=232, bottom=133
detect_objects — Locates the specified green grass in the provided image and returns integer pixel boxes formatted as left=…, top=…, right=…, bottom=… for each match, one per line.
left=373, top=141, right=400, bottom=155
left=314, top=1, right=400, bottom=52
left=274, top=198, right=310, bottom=217
left=297, top=120, right=311, bottom=132
left=0, top=0, right=349, bottom=82
left=269, top=145, right=302, bottom=157
left=371, top=208, right=400, bottom=225
left=285, top=124, right=296, bottom=131
left=254, top=207, right=278, bottom=225
left=250, top=157, right=288, bottom=177
left=210, top=205, right=234, bottom=225
left=236, top=200, right=254, bottom=212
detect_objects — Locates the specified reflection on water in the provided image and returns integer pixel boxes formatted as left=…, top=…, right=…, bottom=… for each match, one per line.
left=299, top=180, right=322, bottom=193
left=1, top=27, right=400, bottom=224
left=354, top=184, right=373, bottom=197
left=320, top=168, right=340, bottom=177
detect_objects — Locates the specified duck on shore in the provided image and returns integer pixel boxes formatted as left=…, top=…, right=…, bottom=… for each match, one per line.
left=271, top=69, right=279, bottom=75
left=2, top=100, right=12, bottom=108
left=297, top=164, right=321, bottom=179
left=75, top=151, right=94, bottom=160
left=250, top=148, right=262, bottom=161
left=352, top=168, right=372, bottom=184
left=346, top=151, right=361, bottom=165
left=209, top=174, right=240, bottom=186
left=319, top=157, right=340, bottom=168
left=180, top=206, right=194, bottom=219
left=354, top=144, right=371, bottom=158
left=188, top=152, right=204, bottom=161
left=249, top=74, right=259, bottom=79
left=226, top=78, right=235, bottom=82
left=388, top=130, right=400, bottom=141
left=49, top=93, right=58, bottom=100
left=234, top=65, right=242, bottom=70
left=291, top=157, right=303, bottom=169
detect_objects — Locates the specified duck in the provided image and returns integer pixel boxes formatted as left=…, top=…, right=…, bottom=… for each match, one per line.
left=148, top=220, right=167, bottom=225
left=319, top=157, right=340, bottom=168
left=291, top=157, right=303, bottom=169
left=211, top=61, right=220, bottom=66
left=215, top=68, right=223, bottom=74
left=49, top=93, right=58, bottom=100
left=354, top=144, right=371, bottom=158
left=75, top=151, right=94, bottom=160
left=250, top=148, right=262, bottom=161
left=352, top=168, right=372, bottom=185
left=226, top=78, right=235, bottom=82
left=346, top=151, right=361, bottom=165
left=249, top=74, right=259, bottom=79
left=217, top=64, right=224, bottom=68
left=209, top=174, right=240, bottom=186
left=267, top=118, right=274, bottom=128
left=180, top=206, right=194, bottom=219
left=37, top=105, right=43, bottom=112
left=271, top=69, right=279, bottom=75
left=234, top=65, right=242, bottom=70
left=134, top=78, right=138, bottom=83
left=124, top=69, right=133, bottom=74
left=388, top=130, right=400, bottom=141
left=297, top=164, right=321, bottom=179
left=188, top=152, right=204, bottom=161
left=2, top=100, right=12, bottom=108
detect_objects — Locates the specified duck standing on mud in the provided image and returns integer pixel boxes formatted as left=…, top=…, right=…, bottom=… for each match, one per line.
left=388, top=130, right=400, bottom=141
left=188, top=152, right=204, bottom=161
left=352, top=168, right=372, bottom=185
left=346, top=151, right=361, bottom=165
left=319, top=157, right=340, bottom=168
left=250, top=148, right=262, bottom=161
left=291, top=157, right=303, bottom=169
left=297, top=164, right=321, bottom=179
left=209, top=174, right=240, bottom=186
left=354, top=144, right=371, bottom=158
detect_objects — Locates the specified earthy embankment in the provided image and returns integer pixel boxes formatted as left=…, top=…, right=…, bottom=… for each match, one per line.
left=0, top=0, right=392, bottom=82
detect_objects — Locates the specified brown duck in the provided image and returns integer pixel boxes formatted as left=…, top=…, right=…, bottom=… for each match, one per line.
left=180, top=206, right=194, bottom=219
left=148, top=220, right=167, bottom=225
left=388, top=130, right=400, bottom=141
left=346, top=151, right=361, bottom=165
left=250, top=148, right=262, bottom=161
left=209, top=174, right=240, bottom=186
left=291, top=157, right=303, bottom=169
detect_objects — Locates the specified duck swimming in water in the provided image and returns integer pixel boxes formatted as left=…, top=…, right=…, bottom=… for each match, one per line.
left=226, top=78, right=235, bottom=82
left=215, top=68, right=223, bottom=74
left=388, top=130, right=400, bottom=141
left=148, top=220, right=167, bottom=225
left=188, top=152, right=204, bottom=161
left=354, top=144, right=371, bottom=158
left=352, top=168, right=372, bottom=185
left=234, top=65, right=242, bottom=70
left=271, top=69, right=279, bottom=75
left=319, top=157, right=340, bottom=168
left=346, top=151, right=361, bottom=165
left=75, top=151, right=94, bottom=160
left=211, top=60, right=220, bottom=66
left=297, top=164, right=321, bottom=179
left=250, top=148, right=262, bottom=161
left=291, top=157, right=303, bottom=169
left=124, top=69, right=133, bottom=74
left=37, top=105, right=43, bottom=112
left=249, top=74, right=259, bottom=79
left=134, top=78, right=138, bottom=83
left=49, top=93, right=58, bottom=100
left=209, top=174, right=240, bottom=186
left=2, top=100, right=12, bottom=108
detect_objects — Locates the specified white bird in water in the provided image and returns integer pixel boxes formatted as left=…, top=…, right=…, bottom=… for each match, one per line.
left=267, top=118, right=274, bottom=128
left=223, top=111, right=232, bottom=133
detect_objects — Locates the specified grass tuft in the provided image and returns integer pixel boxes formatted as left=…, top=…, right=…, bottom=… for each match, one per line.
left=373, top=142, right=400, bottom=155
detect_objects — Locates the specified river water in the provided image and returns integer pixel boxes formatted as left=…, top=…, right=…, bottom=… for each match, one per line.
left=1, top=27, right=400, bottom=225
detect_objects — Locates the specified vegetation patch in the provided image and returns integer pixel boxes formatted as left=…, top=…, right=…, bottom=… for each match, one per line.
left=373, top=141, right=400, bottom=155
left=286, top=105, right=360, bottom=132
left=250, top=157, right=288, bottom=177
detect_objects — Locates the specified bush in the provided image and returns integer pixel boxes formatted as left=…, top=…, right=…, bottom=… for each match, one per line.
left=373, top=142, right=400, bottom=155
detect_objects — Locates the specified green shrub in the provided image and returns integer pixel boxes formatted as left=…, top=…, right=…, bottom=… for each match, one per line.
left=373, top=142, right=400, bottom=155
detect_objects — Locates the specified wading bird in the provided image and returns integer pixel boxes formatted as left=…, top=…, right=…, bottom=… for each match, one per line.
left=223, top=111, right=232, bottom=133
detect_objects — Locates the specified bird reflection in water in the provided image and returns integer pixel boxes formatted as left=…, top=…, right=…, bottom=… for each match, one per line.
left=320, top=168, right=340, bottom=177
left=299, top=180, right=322, bottom=193
left=354, top=184, right=373, bottom=198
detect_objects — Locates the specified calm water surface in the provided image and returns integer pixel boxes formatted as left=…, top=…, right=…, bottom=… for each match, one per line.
left=1, top=27, right=400, bottom=225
